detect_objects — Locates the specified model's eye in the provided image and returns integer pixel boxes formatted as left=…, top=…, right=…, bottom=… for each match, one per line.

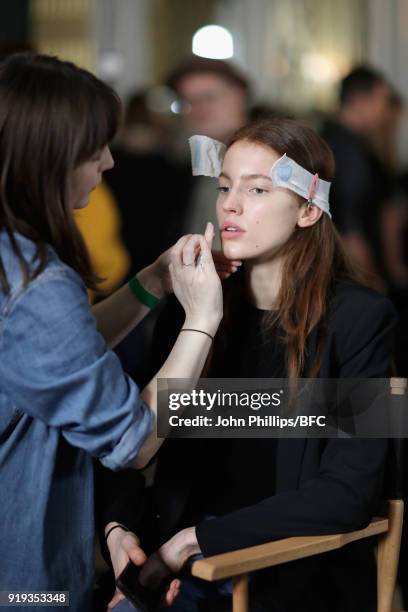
left=217, top=186, right=230, bottom=194
left=250, top=187, right=268, bottom=195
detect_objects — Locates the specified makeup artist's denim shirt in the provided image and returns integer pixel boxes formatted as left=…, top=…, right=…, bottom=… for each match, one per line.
left=0, top=231, right=153, bottom=611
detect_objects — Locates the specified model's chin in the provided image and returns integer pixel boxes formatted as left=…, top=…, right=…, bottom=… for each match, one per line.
left=221, top=241, right=247, bottom=260
left=222, top=241, right=274, bottom=263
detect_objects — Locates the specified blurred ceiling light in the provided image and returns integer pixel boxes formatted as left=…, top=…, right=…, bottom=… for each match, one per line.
left=98, top=51, right=124, bottom=80
left=192, top=25, right=233, bottom=59
left=300, top=53, right=341, bottom=84
left=170, top=101, right=181, bottom=114
left=170, top=99, right=192, bottom=115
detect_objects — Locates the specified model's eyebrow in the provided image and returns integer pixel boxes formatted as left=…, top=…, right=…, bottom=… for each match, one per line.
left=218, top=172, right=272, bottom=181
left=241, top=173, right=272, bottom=182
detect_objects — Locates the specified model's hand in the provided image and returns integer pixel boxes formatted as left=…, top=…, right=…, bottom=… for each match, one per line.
left=149, top=223, right=241, bottom=296
left=139, top=527, right=200, bottom=590
left=159, top=526, right=201, bottom=573
left=105, top=524, right=180, bottom=609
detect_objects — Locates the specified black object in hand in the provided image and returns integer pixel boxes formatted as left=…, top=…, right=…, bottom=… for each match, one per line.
left=116, top=561, right=168, bottom=612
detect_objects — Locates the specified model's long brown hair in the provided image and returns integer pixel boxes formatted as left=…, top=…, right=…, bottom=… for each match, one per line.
left=0, top=53, right=121, bottom=294
left=213, top=118, right=358, bottom=379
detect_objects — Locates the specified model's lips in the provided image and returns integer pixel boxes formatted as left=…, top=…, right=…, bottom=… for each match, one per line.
left=221, top=221, right=245, bottom=232
left=220, top=222, right=246, bottom=239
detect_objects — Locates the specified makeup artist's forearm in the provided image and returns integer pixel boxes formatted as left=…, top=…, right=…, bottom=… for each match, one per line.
left=134, top=319, right=220, bottom=468
left=92, top=265, right=163, bottom=348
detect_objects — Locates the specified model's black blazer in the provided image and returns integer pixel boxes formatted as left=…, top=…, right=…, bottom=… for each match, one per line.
left=96, top=281, right=396, bottom=612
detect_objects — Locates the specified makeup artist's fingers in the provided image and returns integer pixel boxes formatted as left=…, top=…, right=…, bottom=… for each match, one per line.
left=169, top=234, right=193, bottom=266
left=204, top=221, right=215, bottom=249
left=181, top=234, right=204, bottom=267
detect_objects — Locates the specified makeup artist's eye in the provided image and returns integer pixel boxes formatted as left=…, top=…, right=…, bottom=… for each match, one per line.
left=217, top=186, right=230, bottom=194
left=90, top=149, right=103, bottom=162
left=250, top=187, right=268, bottom=195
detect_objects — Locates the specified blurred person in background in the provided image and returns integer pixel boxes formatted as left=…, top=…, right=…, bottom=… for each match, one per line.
left=375, top=91, right=408, bottom=292
left=372, top=89, right=405, bottom=172
left=377, top=92, right=408, bottom=378
left=356, top=86, right=408, bottom=376
left=321, top=66, right=392, bottom=289
left=167, top=56, right=249, bottom=142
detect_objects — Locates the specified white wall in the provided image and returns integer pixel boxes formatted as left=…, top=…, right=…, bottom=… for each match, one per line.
left=93, top=0, right=152, bottom=100
left=215, top=0, right=366, bottom=111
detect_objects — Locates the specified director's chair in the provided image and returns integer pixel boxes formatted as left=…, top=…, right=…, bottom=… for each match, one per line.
left=191, top=378, right=406, bottom=612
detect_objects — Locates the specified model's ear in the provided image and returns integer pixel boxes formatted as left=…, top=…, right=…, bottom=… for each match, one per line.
left=297, top=203, right=323, bottom=228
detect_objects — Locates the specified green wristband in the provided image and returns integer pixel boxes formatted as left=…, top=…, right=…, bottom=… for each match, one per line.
left=128, top=275, right=162, bottom=309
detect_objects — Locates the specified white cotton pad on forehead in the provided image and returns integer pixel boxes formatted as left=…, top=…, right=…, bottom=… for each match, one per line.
left=270, top=153, right=332, bottom=217
left=189, top=135, right=226, bottom=178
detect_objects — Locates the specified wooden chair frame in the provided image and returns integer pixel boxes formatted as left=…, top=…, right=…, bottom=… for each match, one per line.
left=192, top=500, right=403, bottom=612
left=191, top=378, right=406, bottom=612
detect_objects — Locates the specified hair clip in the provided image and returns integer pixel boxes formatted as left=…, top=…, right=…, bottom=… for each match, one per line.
left=307, top=173, right=320, bottom=203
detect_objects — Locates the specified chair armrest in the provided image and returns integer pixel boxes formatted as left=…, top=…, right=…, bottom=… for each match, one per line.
left=191, top=517, right=388, bottom=581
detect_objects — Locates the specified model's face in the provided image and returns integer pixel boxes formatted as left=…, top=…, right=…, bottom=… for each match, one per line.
left=216, top=141, right=305, bottom=262
left=358, top=82, right=391, bottom=131
left=370, top=82, right=391, bottom=129
left=69, top=145, right=114, bottom=209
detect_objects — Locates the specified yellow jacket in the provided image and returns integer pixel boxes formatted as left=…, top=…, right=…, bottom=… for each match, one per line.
left=75, top=183, right=130, bottom=302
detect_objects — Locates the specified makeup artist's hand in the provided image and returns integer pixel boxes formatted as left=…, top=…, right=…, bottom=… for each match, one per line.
left=150, top=222, right=241, bottom=296
left=168, top=231, right=223, bottom=334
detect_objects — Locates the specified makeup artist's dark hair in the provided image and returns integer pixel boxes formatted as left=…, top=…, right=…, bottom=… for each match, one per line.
left=0, top=52, right=121, bottom=293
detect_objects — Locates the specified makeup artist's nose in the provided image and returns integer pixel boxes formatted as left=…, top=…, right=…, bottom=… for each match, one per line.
left=101, top=146, right=114, bottom=171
